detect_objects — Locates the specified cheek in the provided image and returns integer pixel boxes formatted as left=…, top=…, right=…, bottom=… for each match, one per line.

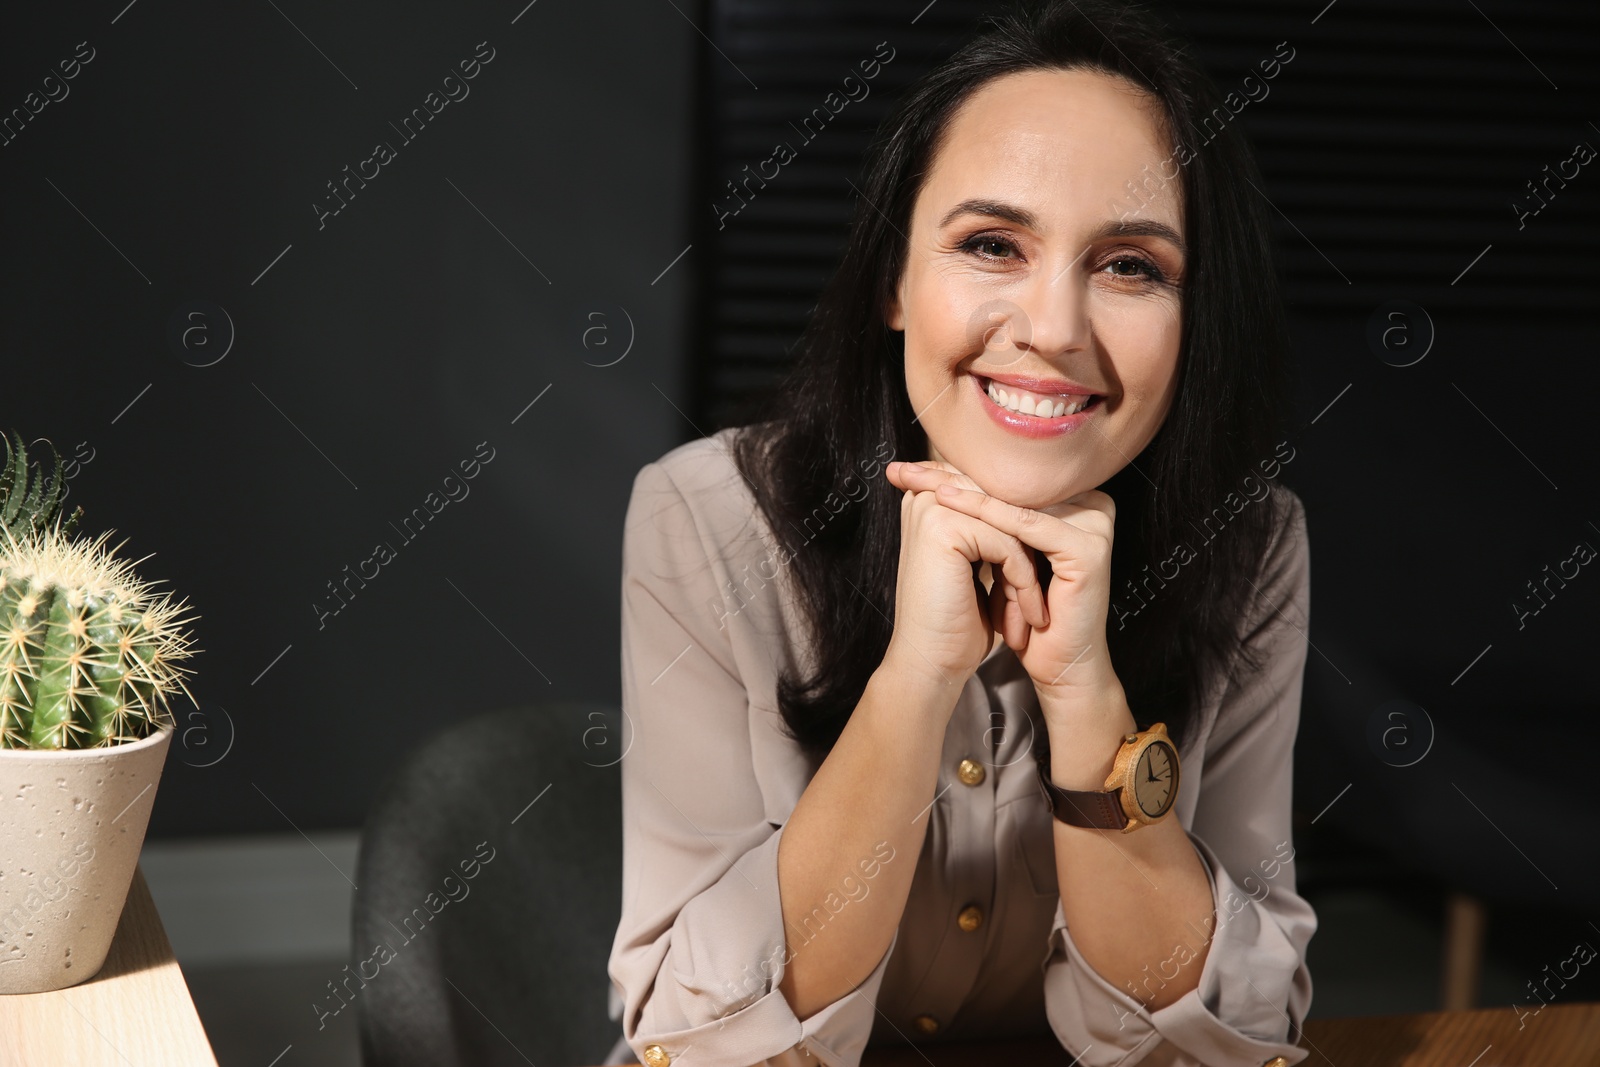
left=921, top=281, right=974, bottom=340
left=904, top=276, right=981, bottom=378
left=1096, top=301, right=1182, bottom=401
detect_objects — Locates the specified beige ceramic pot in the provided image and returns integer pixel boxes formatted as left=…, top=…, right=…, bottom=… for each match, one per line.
left=0, top=725, right=173, bottom=994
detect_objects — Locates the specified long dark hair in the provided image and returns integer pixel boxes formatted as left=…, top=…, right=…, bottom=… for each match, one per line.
left=728, top=0, right=1294, bottom=764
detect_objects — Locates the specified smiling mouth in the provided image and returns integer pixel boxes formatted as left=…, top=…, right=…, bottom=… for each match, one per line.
left=976, top=376, right=1103, bottom=419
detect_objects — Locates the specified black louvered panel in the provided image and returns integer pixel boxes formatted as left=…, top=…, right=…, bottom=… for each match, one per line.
left=1194, top=0, right=1599, bottom=319
left=694, top=0, right=1599, bottom=429
left=693, top=0, right=996, bottom=428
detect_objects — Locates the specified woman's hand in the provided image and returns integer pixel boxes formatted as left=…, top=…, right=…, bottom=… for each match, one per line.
left=887, top=460, right=1125, bottom=722
left=879, top=460, right=1051, bottom=694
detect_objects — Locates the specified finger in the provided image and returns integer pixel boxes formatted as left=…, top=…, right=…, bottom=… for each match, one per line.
left=889, top=461, right=985, bottom=494
left=991, top=570, right=1030, bottom=652
left=933, top=482, right=1108, bottom=556
left=893, top=458, right=969, bottom=477
left=931, top=500, right=1049, bottom=629
left=899, top=467, right=1113, bottom=546
left=911, top=459, right=974, bottom=482
left=886, top=461, right=936, bottom=492
left=1008, top=596, right=1030, bottom=651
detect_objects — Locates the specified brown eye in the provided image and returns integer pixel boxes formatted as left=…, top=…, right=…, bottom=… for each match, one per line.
left=959, top=234, right=1021, bottom=261
left=1103, top=256, right=1165, bottom=282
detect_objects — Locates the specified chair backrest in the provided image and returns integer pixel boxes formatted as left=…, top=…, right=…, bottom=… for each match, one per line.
left=352, top=702, right=625, bottom=1067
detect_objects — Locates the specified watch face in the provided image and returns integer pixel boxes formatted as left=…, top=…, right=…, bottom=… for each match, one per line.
left=1133, top=741, right=1177, bottom=817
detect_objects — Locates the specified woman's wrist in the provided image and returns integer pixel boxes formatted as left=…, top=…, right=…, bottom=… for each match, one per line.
left=871, top=652, right=966, bottom=731
left=1039, top=683, right=1138, bottom=792
left=877, top=631, right=970, bottom=693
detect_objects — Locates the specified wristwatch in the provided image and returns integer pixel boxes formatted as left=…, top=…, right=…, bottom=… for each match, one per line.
left=1036, top=722, right=1180, bottom=833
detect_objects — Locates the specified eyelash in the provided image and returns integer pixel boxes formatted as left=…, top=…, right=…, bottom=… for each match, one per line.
left=955, top=232, right=1169, bottom=285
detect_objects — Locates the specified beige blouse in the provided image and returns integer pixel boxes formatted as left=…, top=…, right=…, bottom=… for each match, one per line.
left=604, top=426, right=1316, bottom=1067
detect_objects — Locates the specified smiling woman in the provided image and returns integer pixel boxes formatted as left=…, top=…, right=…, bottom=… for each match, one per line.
left=608, top=2, right=1314, bottom=1066
left=888, top=66, right=1190, bottom=507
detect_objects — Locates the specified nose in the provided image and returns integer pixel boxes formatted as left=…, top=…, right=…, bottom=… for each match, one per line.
left=971, top=258, right=1091, bottom=371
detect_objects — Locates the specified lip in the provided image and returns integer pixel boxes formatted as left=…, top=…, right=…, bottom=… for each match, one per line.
left=972, top=372, right=1102, bottom=439
left=980, top=370, right=1101, bottom=397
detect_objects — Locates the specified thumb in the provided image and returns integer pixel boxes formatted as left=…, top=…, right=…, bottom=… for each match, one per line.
left=914, top=458, right=984, bottom=491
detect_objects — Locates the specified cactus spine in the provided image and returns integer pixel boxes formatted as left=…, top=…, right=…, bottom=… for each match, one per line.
left=0, top=527, right=198, bottom=750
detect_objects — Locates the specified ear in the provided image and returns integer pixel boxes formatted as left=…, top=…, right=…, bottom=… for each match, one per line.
left=883, top=283, right=905, bottom=332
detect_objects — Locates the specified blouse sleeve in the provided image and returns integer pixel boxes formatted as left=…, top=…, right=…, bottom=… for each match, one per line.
left=1039, top=488, right=1318, bottom=1067
left=607, top=460, right=897, bottom=1067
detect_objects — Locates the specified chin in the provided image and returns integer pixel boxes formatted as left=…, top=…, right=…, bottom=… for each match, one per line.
left=969, top=464, right=1079, bottom=511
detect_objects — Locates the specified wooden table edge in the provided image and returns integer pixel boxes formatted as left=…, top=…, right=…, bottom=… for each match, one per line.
left=0, top=862, right=220, bottom=1066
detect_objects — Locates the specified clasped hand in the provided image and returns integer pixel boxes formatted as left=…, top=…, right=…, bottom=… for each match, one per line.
left=883, top=459, right=1124, bottom=717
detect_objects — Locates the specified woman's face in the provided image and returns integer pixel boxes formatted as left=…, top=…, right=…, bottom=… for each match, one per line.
left=885, top=67, right=1187, bottom=511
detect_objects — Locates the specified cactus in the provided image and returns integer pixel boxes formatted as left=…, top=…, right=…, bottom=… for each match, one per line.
left=0, top=432, right=84, bottom=543
left=0, top=526, right=199, bottom=750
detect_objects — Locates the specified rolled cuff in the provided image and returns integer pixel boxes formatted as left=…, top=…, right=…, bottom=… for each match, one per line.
left=624, top=824, right=898, bottom=1067
left=1040, top=833, right=1312, bottom=1067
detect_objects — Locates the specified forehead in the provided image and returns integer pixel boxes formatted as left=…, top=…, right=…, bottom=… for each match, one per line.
left=919, top=67, right=1181, bottom=230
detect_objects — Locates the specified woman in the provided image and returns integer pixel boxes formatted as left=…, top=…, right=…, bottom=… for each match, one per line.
left=607, top=2, right=1314, bottom=1065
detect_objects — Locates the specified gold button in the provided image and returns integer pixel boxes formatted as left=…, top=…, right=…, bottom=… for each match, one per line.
left=957, top=904, right=984, bottom=932
left=642, top=1044, right=671, bottom=1067
left=1262, top=1059, right=1290, bottom=1067
left=913, top=1014, right=940, bottom=1035
left=957, top=758, right=985, bottom=786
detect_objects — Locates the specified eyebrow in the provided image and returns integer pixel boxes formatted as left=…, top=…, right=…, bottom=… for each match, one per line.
left=938, top=197, right=1186, bottom=257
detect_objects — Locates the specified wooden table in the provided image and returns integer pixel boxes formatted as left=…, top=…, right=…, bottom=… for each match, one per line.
left=0, top=865, right=219, bottom=1066
left=606, top=1001, right=1600, bottom=1066
left=1297, top=1001, right=1600, bottom=1065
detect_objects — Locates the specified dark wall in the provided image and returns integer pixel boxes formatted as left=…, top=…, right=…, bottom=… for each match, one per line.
left=8, top=0, right=1599, bottom=908
left=2, top=1, right=696, bottom=834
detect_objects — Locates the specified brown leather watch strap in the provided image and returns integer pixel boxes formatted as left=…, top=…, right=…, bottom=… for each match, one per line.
left=1036, top=757, right=1128, bottom=829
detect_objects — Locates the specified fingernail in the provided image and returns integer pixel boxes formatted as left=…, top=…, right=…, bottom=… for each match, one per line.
left=902, top=462, right=924, bottom=472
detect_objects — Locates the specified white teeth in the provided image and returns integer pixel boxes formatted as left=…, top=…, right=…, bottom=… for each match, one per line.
left=985, top=379, right=1092, bottom=418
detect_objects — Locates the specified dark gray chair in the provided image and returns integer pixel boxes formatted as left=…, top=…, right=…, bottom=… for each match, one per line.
left=352, top=702, right=627, bottom=1067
